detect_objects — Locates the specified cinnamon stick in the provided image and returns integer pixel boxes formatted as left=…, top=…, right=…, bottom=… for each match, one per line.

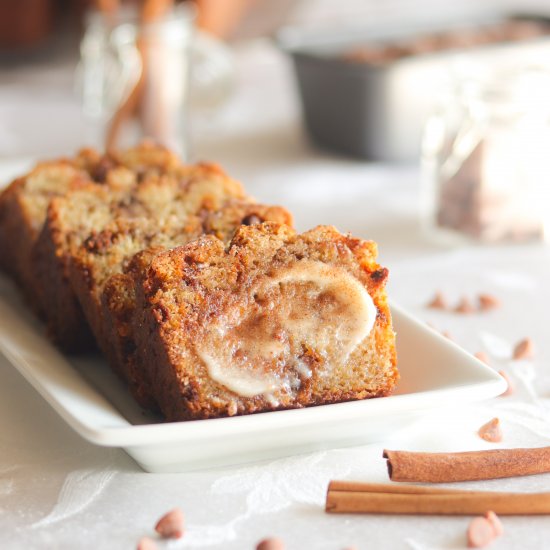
left=105, top=55, right=145, bottom=152
left=383, top=447, right=550, bottom=483
left=326, top=485, right=550, bottom=515
left=328, top=481, right=472, bottom=495
left=105, top=0, right=174, bottom=152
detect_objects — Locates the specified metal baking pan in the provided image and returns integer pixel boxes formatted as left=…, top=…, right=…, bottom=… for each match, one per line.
left=278, top=11, right=550, bottom=162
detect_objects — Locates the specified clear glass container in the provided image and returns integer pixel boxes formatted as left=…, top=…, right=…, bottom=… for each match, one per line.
left=78, top=5, right=234, bottom=157
left=422, top=66, right=550, bottom=244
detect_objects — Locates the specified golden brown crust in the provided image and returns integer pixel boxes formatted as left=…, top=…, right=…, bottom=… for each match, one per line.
left=33, top=203, right=96, bottom=349
left=133, top=223, right=398, bottom=421
left=0, top=178, right=34, bottom=281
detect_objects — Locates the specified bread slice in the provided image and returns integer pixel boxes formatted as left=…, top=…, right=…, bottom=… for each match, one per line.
left=34, top=158, right=248, bottom=350
left=0, top=155, right=96, bottom=316
left=131, top=222, right=398, bottom=421
left=36, top=159, right=290, bottom=406
left=97, top=202, right=292, bottom=408
left=0, top=142, right=184, bottom=348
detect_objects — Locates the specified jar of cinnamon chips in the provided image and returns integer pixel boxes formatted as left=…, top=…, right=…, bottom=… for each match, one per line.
left=422, top=65, right=550, bottom=244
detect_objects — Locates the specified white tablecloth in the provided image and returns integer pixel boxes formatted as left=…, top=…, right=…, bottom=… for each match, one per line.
left=1, top=38, right=550, bottom=550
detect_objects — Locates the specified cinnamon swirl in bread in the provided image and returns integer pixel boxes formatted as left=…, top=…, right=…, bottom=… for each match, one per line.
left=131, top=223, right=397, bottom=420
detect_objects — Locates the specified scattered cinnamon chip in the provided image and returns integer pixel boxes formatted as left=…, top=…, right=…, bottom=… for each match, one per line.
left=455, top=296, right=475, bottom=314
left=512, top=338, right=534, bottom=360
left=442, top=330, right=453, bottom=340
left=498, top=371, right=514, bottom=397
left=427, top=291, right=447, bottom=309
left=137, top=537, right=158, bottom=550
left=467, top=516, right=498, bottom=548
left=478, top=418, right=502, bottom=443
left=474, top=351, right=490, bottom=365
left=485, top=511, right=504, bottom=536
left=256, top=538, right=285, bottom=550
left=155, top=507, right=185, bottom=539
left=478, top=294, right=501, bottom=311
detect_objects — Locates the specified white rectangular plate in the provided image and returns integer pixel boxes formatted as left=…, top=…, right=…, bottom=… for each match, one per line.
left=0, top=273, right=506, bottom=472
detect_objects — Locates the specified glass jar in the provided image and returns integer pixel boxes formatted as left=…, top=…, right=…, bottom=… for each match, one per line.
left=78, top=5, right=234, bottom=157
left=422, top=66, right=550, bottom=244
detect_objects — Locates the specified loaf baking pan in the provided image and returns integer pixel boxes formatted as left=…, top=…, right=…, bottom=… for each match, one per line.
left=278, top=11, right=550, bottom=162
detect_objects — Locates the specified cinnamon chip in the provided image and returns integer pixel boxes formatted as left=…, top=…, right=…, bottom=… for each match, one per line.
left=498, top=371, right=514, bottom=397
left=474, top=351, right=490, bottom=365
left=256, top=538, right=285, bottom=550
left=512, top=338, right=534, bottom=360
left=137, top=537, right=158, bottom=550
left=467, top=516, right=498, bottom=548
left=485, top=511, right=504, bottom=536
left=455, top=296, right=475, bottom=314
left=155, top=507, right=185, bottom=539
left=478, top=294, right=501, bottom=311
left=227, top=401, right=238, bottom=416
left=427, top=291, right=447, bottom=309
left=478, top=418, right=502, bottom=443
